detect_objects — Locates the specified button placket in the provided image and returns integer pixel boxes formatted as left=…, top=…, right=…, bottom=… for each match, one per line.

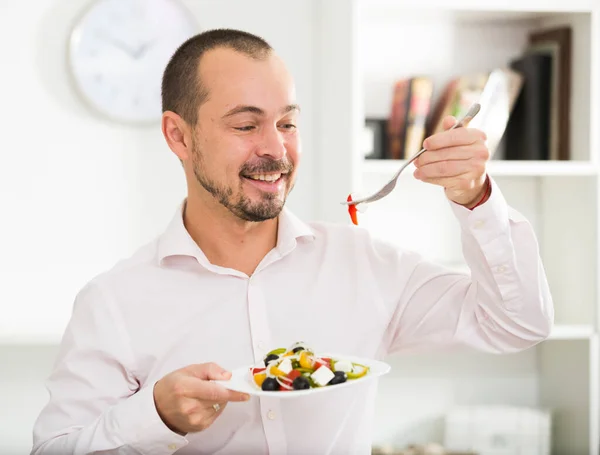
left=246, top=276, right=287, bottom=453
left=260, top=397, right=287, bottom=453
left=247, top=277, right=271, bottom=364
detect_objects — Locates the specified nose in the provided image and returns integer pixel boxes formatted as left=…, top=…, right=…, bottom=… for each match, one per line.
left=257, top=126, right=286, bottom=160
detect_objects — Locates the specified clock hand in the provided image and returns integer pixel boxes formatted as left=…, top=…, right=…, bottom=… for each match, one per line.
left=97, top=32, right=137, bottom=57
left=132, top=40, right=154, bottom=59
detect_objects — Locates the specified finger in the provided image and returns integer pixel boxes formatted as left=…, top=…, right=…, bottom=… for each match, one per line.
left=223, top=388, right=252, bottom=403
left=203, top=401, right=228, bottom=416
left=179, top=376, right=250, bottom=403
left=187, top=362, right=231, bottom=381
left=423, top=127, right=486, bottom=151
left=442, top=115, right=456, bottom=130
left=414, top=145, right=479, bottom=167
left=416, top=173, right=480, bottom=191
left=414, top=159, right=474, bottom=180
left=193, top=402, right=228, bottom=429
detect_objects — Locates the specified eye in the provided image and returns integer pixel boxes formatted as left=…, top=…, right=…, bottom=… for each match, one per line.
left=234, top=126, right=255, bottom=132
left=279, top=123, right=297, bottom=130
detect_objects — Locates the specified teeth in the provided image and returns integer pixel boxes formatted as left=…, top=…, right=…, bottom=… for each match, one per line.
left=248, top=173, right=282, bottom=182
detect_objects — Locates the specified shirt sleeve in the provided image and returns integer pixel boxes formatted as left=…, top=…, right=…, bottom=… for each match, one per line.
left=381, top=176, right=554, bottom=355
left=31, top=281, right=189, bottom=455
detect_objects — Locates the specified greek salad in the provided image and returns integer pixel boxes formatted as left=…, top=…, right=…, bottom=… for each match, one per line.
left=249, top=341, right=369, bottom=391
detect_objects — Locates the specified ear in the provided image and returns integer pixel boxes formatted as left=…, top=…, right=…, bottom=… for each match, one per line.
left=162, top=111, right=192, bottom=161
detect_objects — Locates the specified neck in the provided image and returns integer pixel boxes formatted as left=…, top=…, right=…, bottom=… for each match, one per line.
left=183, top=194, right=279, bottom=276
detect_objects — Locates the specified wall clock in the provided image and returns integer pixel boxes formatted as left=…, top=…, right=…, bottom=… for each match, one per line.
left=68, top=0, right=198, bottom=125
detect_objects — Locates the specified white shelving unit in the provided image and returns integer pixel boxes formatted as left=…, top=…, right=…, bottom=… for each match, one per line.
left=317, top=0, right=599, bottom=454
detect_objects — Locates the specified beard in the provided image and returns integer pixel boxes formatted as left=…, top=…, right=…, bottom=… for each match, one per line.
left=191, top=138, right=294, bottom=222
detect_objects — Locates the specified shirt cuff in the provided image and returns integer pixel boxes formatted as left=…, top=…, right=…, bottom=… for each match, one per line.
left=117, top=381, right=189, bottom=454
left=447, top=175, right=530, bottom=304
left=448, top=176, right=528, bottom=237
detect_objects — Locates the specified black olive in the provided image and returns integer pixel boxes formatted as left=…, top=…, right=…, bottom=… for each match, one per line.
left=261, top=377, right=279, bottom=391
left=292, top=346, right=305, bottom=353
left=292, top=376, right=310, bottom=390
left=264, top=354, right=279, bottom=364
left=328, top=372, right=347, bottom=385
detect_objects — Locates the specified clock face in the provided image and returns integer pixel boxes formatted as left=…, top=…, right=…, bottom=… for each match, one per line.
left=68, top=0, right=198, bottom=124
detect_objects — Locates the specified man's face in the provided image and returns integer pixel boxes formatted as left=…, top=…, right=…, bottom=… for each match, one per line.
left=190, top=48, right=300, bottom=222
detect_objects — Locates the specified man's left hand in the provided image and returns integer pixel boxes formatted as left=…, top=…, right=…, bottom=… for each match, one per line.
left=413, top=116, right=490, bottom=208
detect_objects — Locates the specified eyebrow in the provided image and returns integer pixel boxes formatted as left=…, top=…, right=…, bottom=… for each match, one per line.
left=222, top=104, right=300, bottom=118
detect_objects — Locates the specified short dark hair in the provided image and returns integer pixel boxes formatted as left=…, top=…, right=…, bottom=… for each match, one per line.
left=161, top=28, right=273, bottom=125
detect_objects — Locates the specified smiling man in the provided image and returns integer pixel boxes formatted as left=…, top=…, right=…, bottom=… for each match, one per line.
left=31, top=29, right=553, bottom=455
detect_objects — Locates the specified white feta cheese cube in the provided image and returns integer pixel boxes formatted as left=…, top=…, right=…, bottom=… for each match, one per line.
left=333, top=359, right=353, bottom=373
left=277, top=357, right=293, bottom=374
left=311, top=365, right=335, bottom=386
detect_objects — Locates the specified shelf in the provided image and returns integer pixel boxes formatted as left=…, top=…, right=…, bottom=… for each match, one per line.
left=315, top=0, right=600, bottom=453
left=362, top=0, right=597, bottom=14
left=0, top=332, right=63, bottom=345
left=362, top=159, right=599, bottom=177
left=548, top=324, right=595, bottom=340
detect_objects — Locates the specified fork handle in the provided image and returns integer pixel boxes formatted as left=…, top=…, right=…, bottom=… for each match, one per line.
left=393, top=103, right=480, bottom=180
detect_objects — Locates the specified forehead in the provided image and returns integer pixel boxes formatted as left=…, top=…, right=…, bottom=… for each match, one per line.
left=197, top=48, right=297, bottom=115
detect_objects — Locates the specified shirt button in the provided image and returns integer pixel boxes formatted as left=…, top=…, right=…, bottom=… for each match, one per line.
left=257, top=341, right=265, bottom=350
left=267, top=410, right=276, bottom=420
left=497, top=265, right=506, bottom=273
left=168, top=444, right=178, bottom=450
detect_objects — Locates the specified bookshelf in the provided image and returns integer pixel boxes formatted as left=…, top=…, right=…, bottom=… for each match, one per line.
left=317, top=0, right=599, bottom=454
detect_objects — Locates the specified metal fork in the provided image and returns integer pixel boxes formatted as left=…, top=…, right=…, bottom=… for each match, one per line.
left=342, top=103, right=481, bottom=206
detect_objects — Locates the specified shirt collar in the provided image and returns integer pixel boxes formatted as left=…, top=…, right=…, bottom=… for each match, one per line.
left=156, top=199, right=316, bottom=267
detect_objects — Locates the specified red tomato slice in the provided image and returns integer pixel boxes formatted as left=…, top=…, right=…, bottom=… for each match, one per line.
left=251, top=367, right=266, bottom=375
left=314, top=358, right=332, bottom=369
left=287, top=369, right=301, bottom=381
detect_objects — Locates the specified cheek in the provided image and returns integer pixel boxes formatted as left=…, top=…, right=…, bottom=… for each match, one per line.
left=204, top=134, right=249, bottom=174
left=286, top=136, right=301, bottom=162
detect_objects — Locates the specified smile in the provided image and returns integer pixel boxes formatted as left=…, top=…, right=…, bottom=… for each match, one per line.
left=242, top=172, right=287, bottom=193
left=246, top=173, right=283, bottom=182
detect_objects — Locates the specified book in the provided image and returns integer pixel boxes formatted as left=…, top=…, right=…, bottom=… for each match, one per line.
left=387, top=77, right=434, bottom=159
left=527, top=26, right=572, bottom=160
left=504, top=53, right=553, bottom=160
left=427, top=70, right=522, bottom=158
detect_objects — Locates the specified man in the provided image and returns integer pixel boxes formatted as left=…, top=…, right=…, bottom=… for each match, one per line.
left=31, top=28, right=553, bottom=455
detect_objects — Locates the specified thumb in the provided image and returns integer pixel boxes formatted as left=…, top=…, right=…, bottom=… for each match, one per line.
left=187, top=362, right=232, bottom=381
left=442, top=115, right=457, bottom=130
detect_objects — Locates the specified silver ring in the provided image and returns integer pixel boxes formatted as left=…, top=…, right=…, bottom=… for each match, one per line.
left=212, top=403, right=221, bottom=412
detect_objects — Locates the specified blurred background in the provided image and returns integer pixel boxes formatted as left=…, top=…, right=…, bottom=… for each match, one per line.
left=1, top=0, right=598, bottom=454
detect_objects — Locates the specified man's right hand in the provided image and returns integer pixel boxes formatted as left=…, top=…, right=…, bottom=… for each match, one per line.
left=153, top=362, right=250, bottom=435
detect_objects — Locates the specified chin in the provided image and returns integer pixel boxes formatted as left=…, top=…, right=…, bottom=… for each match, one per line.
left=240, top=198, right=286, bottom=222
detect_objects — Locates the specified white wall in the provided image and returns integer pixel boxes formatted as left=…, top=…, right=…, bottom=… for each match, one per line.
left=0, top=345, right=60, bottom=454
left=0, top=0, right=318, bottom=342
left=0, top=0, right=318, bottom=452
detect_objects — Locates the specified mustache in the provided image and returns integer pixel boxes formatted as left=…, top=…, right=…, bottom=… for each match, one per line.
left=240, top=159, right=294, bottom=176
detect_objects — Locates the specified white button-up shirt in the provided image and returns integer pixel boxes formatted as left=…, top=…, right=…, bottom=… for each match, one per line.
left=31, top=177, right=553, bottom=455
